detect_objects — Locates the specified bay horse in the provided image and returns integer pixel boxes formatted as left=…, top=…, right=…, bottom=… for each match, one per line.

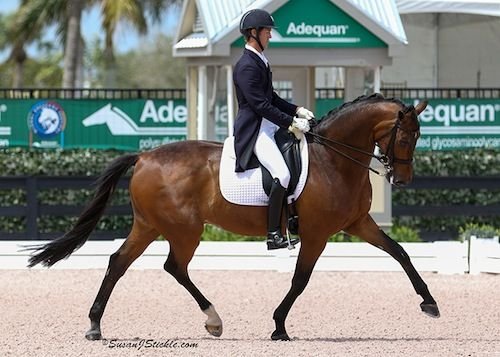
left=26, top=93, right=440, bottom=341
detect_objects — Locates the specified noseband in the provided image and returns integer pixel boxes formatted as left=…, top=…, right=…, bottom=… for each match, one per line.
left=307, top=105, right=419, bottom=176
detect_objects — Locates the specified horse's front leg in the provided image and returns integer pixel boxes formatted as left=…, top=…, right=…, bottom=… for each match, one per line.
left=272, top=239, right=327, bottom=341
left=345, top=215, right=440, bottom=318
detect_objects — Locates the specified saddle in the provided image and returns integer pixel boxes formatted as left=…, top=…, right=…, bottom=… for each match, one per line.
left=260, top=128, right=302, bottom=235
left=218, top=133, right=308, bottom=218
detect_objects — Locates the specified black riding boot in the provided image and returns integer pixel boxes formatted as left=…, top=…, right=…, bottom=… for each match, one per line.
left=267, top=178, right=299, bottom=250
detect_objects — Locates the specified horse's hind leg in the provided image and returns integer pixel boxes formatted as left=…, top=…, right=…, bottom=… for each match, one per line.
left=163, top=236, right=223, bottom=337
left=85, top=223, right=158, bottom=340
left=345, top=215, right=440, bottom=318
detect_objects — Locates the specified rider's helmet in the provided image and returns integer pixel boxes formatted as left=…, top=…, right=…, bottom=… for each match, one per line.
left=239, top=9, right=276, bottom=35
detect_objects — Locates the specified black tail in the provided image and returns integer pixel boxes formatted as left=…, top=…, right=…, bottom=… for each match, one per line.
left=24, top=154, right=139, bottom=268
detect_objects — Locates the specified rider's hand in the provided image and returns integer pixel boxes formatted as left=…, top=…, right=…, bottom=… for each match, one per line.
left=296, top=107, right=315, bottom=120
left=290, top=117, right=310, bottom=133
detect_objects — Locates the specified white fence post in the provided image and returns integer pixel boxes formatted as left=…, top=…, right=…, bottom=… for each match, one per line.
left=468, top=235, right=479, bottom=275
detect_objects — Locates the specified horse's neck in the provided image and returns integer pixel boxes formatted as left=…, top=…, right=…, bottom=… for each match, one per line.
left=321, top=110, right=379, bottom=153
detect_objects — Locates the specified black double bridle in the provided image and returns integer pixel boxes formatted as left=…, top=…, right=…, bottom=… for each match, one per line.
left=306, top=105, right=419, bottom=177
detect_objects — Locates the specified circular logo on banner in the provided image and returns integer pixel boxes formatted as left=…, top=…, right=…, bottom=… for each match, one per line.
left=28, top=101, right=66, bottom=138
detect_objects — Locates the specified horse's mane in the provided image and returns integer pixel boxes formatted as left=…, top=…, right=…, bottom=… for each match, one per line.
left=314, top=93, right=406, bottom=132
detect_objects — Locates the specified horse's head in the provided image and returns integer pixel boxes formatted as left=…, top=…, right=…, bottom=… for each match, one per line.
left=375, top=100, right=426, bottom=187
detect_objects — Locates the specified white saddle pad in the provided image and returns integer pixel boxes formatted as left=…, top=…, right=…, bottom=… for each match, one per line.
left=219, top=135, right=309, bottom=206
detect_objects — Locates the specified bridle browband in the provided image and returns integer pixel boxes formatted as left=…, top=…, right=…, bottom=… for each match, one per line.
left=306, top=105, right=418, bottom=176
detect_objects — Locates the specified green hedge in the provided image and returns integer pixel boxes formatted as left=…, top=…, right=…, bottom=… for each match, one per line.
left=0, top=147, right=498, bottom=240
left=200, top=223, right=421, bottom=242
left=394, top=149, right=500, bottom=238
left=0, top=148, right=131, bottom=233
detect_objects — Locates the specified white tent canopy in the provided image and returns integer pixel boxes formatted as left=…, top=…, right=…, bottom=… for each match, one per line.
left=396, top=0, right=500, bottom=17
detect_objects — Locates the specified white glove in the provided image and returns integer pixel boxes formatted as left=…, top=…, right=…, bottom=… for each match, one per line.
left=290, top=117, right=310, bottom=133
left=296, top=107, right=315, bottom=120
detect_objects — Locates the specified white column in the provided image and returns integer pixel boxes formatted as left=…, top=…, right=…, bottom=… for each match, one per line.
left=344, top=67, right=365, bottom=101
left=374, top=66, right=381, bottom=93
left=197, top=65, right=208, bottom=140
left=226, top=65, right=234, bottom=137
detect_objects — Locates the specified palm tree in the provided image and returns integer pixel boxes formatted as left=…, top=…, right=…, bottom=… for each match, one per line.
left=14, top=0, right=83, bottom=88
left=0, top=8, right=39, bottom=88
left=62, top=0, right=84, bottom=88
left=98, top=0, right=181, bottom=87
left=11, top=0, right=180, bottom=88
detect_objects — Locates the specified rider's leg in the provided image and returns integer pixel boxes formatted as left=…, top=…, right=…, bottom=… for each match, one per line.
left=254, top=119, right=298, bottom=250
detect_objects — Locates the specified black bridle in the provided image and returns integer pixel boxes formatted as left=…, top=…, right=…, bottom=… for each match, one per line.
left=376, top=105, right=419, bottom=170
left=306, top=105, right=419, bottom=177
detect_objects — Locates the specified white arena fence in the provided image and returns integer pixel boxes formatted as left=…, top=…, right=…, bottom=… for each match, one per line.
left=1, top=237, right=498, bottom=274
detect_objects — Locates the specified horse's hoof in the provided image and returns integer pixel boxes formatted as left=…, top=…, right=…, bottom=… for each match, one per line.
left=420, top=303, right=440, bottom=318
left=271, top=330, right=290, bottom=341
left=85, top=329, right=102, bottom=340
left=205, top=324, right=223, bottom=337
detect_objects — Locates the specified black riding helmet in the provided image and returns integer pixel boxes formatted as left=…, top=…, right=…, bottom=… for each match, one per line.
left=239, top=9, right=276, bottom=51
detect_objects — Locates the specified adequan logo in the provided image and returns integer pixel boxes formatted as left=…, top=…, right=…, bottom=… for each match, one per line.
left=82, top=101, right=187, bottom=136
left=415, top=99, right=500, bottom=135
left=286, top=22, right=349, bottom=37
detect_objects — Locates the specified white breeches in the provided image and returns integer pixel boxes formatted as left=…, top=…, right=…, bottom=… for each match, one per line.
left=253, top=118, right=290, bottom=189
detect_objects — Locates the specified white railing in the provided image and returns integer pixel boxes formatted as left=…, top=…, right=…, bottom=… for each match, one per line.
left=2, top=239, right=498, bottom=274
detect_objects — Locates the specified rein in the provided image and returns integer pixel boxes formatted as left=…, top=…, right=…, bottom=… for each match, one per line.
left=307, top=105, right=417, bottom=176
left=307, top=131, right=390, bottom=176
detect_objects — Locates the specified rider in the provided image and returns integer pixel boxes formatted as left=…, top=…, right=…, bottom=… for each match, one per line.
left=233, top=9, right=314, bottom=250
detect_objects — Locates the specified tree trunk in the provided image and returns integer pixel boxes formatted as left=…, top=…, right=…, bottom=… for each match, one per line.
left=10, top=44, right=26, bottom=88
left=75, top=36, right=85, bottom=89
left=62, top=0, right=83, bottom=88
left=12, top=60, right=24, bottom=88
left=103, top=33, right=116, bottom=87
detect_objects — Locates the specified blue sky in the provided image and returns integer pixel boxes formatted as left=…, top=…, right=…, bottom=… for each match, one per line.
left=0, top=0, right=181, bottom=58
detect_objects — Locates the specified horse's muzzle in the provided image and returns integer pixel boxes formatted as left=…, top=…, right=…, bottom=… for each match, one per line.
left=387, top=173, right=410, bottom=187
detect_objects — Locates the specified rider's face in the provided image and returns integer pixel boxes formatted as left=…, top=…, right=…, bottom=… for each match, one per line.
left=258, top=27, right=272, bottom=49
left=250, top=27, right=272, bottom=51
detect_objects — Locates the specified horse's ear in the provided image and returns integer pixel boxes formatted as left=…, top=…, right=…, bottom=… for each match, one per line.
left=398, top=110, right=405, bottom=120
left=414, top=100, right=428, bottom=115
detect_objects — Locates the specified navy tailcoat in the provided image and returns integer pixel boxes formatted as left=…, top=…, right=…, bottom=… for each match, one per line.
left=232, top=49, right=297, bottom=172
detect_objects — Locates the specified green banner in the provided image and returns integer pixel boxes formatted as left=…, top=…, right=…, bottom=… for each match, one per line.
left=408, top=99, right=500, bottom=151
left=1, top=97, right=498, bottom=151
left=314, top=98, right=500, bottom=151
left=316, top=98, right=343, bottom=119
left=0, top=99, right=187, bottom=151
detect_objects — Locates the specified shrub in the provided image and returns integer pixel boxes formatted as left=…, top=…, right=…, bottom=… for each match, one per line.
left=458, top=223, right=500, bottom=241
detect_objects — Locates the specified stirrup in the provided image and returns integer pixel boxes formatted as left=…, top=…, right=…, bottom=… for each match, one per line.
left=267, top=231, right=299, bottom=250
